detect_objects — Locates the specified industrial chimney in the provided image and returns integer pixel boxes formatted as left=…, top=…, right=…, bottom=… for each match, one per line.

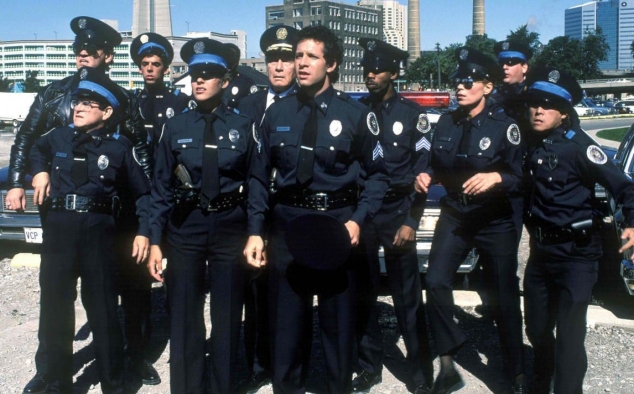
left=408, top=0, right=421, bottom=61
left=473, top=0, right=485, bottom=35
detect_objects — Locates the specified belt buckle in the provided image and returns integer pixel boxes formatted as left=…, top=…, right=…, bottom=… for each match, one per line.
left=315, top=192, right=328, bottom=211
left=65, top=194, right=77, bottom=211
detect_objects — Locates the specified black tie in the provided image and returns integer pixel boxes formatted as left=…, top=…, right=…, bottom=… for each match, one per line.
left=71, top=132, right=93, bottom=188
left=458, top=119, right=472, bottom=155
left=296, top=100, right=318, bottom=186
left=201, top=113, right=219, bottom=208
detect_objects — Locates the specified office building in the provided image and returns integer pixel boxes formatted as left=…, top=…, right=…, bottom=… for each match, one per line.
left=359, top=0, right=407, bottom=51
left=132, top=0, right=173, bottom=37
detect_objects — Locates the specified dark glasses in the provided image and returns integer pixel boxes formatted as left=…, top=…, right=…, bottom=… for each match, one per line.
left=73, top=43, right=104, bottom=57
left=499, top=59, right=524, bottom=67
left=190, top=70, right=224, bottom=81
left=452, top=78, right=481, bottom=90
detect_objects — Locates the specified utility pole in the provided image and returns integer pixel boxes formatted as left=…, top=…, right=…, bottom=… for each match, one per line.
left=436, top=43, right=441, bottom=90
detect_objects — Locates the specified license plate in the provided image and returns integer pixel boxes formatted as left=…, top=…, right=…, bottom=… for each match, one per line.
left=24, top=227, right=43, bottom=244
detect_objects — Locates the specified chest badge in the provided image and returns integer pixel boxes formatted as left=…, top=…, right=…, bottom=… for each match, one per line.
left=392, top=121, right=403, bottom=136
left=367, top=112, right=380, bottom=135
left=231, top=86, right=239, bottom=96
left=417, top=114, right=430, bottom=133
left=507, top=124, right=521, bottom=145
left=166, top=107, right=175, bottom=119
left=229, top=129, right=240, bottom=143
left=330, top=120, right=342, bottom=137
left=97, top=155, right=109, bottom=170
left=587, top=145, right=607, bottom=165
left=479, top=137, right=491, bottom=151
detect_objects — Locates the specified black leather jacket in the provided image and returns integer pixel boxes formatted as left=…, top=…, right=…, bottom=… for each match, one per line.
left=8, top=72, right=152, bottom=189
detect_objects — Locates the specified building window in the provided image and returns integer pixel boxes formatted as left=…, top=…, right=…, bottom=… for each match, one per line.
left=311, top=6, right=321, bottom=16
left=269, top=10, right=284, bottom=20
left=294, top=21, right=303, bottom=29
left=293, top=8, right=303, bottom=17
left=293, top=0, right=303, bottom=3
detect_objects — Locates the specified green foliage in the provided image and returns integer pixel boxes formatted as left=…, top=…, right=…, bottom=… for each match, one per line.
left=464, top=34, right=496, bottom=59
left=581, top=26, right=609, bottom=79
left=22, top=70, right=42, bottom=93
left=596, top=127, right=629, bottom=142
left=506, top=25, right=542, bottom=55
left=0, top=74, right=11, bottom=92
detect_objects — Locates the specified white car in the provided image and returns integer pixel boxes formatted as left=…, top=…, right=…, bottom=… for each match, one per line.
left=574, top=105, right=591, bottom=117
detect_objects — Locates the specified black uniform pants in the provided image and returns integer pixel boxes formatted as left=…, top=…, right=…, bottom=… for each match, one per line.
left=425, top=211, right=524, bottom=378
left=268, top=204, right=357, bottom=394
left=243, top=267, right=270, bottom=374
left=40, top=211, right=124, bottom=393
left=165, top=205, right=248, bottom=394
left=356, top=205, right=433, bottom=387
left=523, top=235, right=600, bottom=394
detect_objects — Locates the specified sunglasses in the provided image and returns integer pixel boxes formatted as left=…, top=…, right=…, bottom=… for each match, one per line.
left=73, top=43, right=104, bottom=58
left=527, top=99, right=562, bottom=111
left=452, top=78, right=482, bottom=90
left=499, top=59, right=524, bottom=67
left=71, top=99, right=104, bottom=110
left=190, top=70, right=224, bottom=81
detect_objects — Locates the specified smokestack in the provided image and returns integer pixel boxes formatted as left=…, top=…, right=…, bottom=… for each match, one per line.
left=408, top=0, right=421, bottom=61
left=473, top=0, right=485, bottom=35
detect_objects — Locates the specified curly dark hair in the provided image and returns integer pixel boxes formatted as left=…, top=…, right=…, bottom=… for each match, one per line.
left=295, top=25, right=343, bottom=83
left=138, top=48, right=171, bottom=67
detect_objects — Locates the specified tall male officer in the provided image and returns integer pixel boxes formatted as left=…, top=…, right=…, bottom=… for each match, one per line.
left=236, top=24, right=299, bottom=394
left=353, top=38, right=433, bottom=394
left=493, top=40, right=533, bottom=114
left=5, top=16, right=151, bottom=394
left=223, top=43, right=259, bottom=110
left=244, top=25, right=389, bottom=393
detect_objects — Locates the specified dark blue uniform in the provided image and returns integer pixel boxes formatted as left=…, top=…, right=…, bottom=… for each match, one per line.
left=135, top=85, right=190, bottom=151
left=29, top=126, right=150, bottom=393
left=247, top=86, right=389, bottom=393
left=356, top=94, right=433, bottom=387
left=524, top=128, right=634, bottom=394
left=149, top=105, right=256, bottom=394
left=424, top=104, right=526, bottom=378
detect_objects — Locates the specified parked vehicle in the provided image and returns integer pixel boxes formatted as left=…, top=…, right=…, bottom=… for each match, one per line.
left=615, top=100, right=634, bottom=114
left=0, top=92, right=37, bottom=128
left=575, top=98, right=615, bottom=116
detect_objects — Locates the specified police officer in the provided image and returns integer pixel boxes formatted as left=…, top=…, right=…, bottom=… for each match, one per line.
left=353, top=38, right=433, bottom=394
left=415, top=48, right=526, bottom=394
left=235, top=24, right=299, bottom=394
left=146, top=37, right=256, bottom=394
left=522, top=67, right=634, bottom=394
left=243, top=25, right=389, bottom=394
left=492, top=40, right=533, bottom=117
left=9, top=16, right=151, bottom=394
left=223, top=43, right=259, bottom=110
left=28, top=67, right=151, bottom=393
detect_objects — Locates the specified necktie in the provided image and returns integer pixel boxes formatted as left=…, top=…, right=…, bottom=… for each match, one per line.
left=296, top=100, right=318, bottom=186
left=201, top=113, right=219, bottom=208
left=71, top=132, right=93, bottom=188
left=458, top=119, right=472, bottom=155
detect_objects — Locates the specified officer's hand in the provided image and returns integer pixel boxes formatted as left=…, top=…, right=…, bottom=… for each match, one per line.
left=462, top=172, right=502, bottom=195
left=32, top=172, right=50, bottom=206
left=147, top=245, right=164, bottom=282
left=5, top=188, right=27, bottom=212
left=132, top=236, right=150, bottom=264
left=244, top=235, right=266, bottom=268
left=345, top=220, right=360, bottom=246
left=393, top=225, right=416, bottom=247
left=619, top=228, right=634, bottom=259
left=415, top=173, right=432, bottom=194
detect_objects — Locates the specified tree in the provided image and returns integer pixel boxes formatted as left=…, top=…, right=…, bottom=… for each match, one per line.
left=581, top=26, right=609, bottom=79
left=506, top=25, right=542, bottom=55
left=404, top=43, right=462, bottom=89
left=464, top=34, right=496, bottom=59
left=0, top=74, right=10, bottom=92
left=22, top=70, right=42, bottom=93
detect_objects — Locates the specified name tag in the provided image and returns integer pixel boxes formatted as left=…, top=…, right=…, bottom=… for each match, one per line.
left=55, top=152, right=67, bottom=158
left=177, top=138, right=193, bottom=143
left=276, top=126, right=291, bottom=132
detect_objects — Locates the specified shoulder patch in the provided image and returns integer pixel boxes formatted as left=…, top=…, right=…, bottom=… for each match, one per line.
left=417, top=114, right=431, bottom=133
left=587, top=145, right=608, bottom=165
left=507, top=124, right=521, bottom=145
left=565, top=130, right=576, bottom=140
left=367, top=112, right=380, bottom=135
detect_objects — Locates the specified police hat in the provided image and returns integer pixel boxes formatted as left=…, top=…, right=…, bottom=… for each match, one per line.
left=451, top=47, right=501, bottom=82
left=130, top=32, right=174, bottom=66
left=285, top=214, right=352, bottom=271
left=494, top=40, right=533, bottom=64
left=359, top=38, right=409, bottom=73
left=181, top=38, right=233, bottom=77
left=225, top=43, right=241, bottom=71
left=70, top=16, right=122, bottom=51
left=260, top=25, right=299, bottom=55
left=525, top=66, right=583, bottom=110
left=72, top=67, right=128, bottom=119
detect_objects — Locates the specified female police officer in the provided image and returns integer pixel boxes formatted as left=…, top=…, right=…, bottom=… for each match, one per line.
left=29, top=67, right=150, bottom=393
left=415, top=48, right=526, bottom=394
left=522, top=67, right=634, bottom=394
left=146, top=38, right=256, bottom=394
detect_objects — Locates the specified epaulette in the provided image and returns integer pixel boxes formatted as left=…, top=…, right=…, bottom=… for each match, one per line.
left=133, top=88, right=142, bottom=97
left=233, top=108, right=240, bottom=114
left=487, top=108, right=513, bottom=122
left=334, top=90, right=366, bottom=110
left=104, top=132, right=133, bottom=147
left=397, top=96, right=424, bottom=112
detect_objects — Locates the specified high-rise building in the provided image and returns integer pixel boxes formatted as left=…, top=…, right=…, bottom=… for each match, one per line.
left=565, top=0, right=634, bottom=72
left=359, top=0, right=408, bottom=52
left=265, top=0, right=383, bottom=91
left=473, top=0, right=485, bottom=36
left=132, top=0, right=173, bottom=37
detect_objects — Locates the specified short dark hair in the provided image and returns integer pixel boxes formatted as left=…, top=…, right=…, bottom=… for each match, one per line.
left=295, top=25, right=343, bottom=83
left=139, top=49, right=170, bottom=67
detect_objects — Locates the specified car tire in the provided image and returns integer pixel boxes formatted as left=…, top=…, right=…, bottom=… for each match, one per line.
left=12, top=119, right=19, bottom=128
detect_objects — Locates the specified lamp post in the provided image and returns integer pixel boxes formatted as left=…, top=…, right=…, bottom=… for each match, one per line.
left=436, top=43, right=441, bottom=91
left=186, top=21, right=190, bottom=34
left=54, top=31, right=57, bottom=40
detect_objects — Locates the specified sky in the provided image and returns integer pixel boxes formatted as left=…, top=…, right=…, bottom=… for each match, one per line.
left=0, top=0, right=586, bottom=58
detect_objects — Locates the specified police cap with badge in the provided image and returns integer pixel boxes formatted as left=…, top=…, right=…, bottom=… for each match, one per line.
left=130, top=32, right=174, bottom=66
left=72, top=66, right=128, bottom=124
left=70, top=16, right=122, bottom=54
left=359, top=38, right=409, bottom=74
left=524, top=66, right=583, bottom=113
left=181, top=38, right=233, bottom=79
left=451, top=47, right=502, bottom=84
left=260, top=25, right=299, bottom=58
left=494, top=40, right=533, bottom=65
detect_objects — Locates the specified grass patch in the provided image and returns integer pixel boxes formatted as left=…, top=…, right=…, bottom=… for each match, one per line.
left=596, top=127, right=629, bottom=142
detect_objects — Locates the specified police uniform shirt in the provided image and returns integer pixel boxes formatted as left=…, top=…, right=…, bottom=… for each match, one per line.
left=135, top=85, right=190, bottom=148
left=428, top=105, right=523, bottom=215
left=247, top=86, right=389, bottom=236
left=28, top=126, right=151, bottom=236
left=239, top=84, right=298, bottom=126
left=149, top=105, right=256, bottom=245
left=361, top=93, right=431, bottom=227
left=527, top=127, right=634, bottom=228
